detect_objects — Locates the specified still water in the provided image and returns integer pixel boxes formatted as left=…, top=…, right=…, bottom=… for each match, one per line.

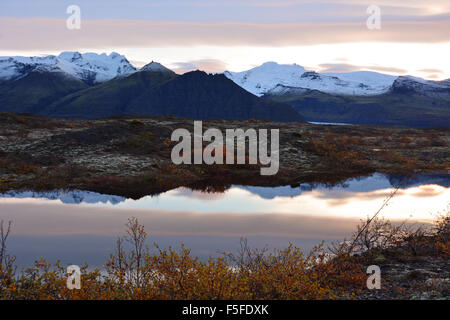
left=0, top=173, right=448, bottom=267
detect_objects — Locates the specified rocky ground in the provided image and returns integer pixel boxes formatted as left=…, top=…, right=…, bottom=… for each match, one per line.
left=0, top=112, right=448, bottom=198
left=355, top=256, right=449, bottom=300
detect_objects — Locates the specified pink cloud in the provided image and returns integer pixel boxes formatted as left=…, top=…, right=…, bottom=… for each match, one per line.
left=1, top=17, right=449, bottom=51
left=171, top=59, right=228, bottom=74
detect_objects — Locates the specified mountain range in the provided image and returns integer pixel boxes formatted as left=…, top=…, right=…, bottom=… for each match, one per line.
left=0, top=52, right=302, bottom=122
left=225, top=62, right=450, bottom=127
left=1, top=173, right=446, bottom=204
left=0, top=52, right=449, bottom=126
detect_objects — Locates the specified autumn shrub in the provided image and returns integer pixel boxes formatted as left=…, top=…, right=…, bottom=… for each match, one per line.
left=0, top=220, right=17, bottom=299
left=331, top=208, right=450, bottom=261
left=1, top=211, right=448, bottom=300
left=303, top=138, right=371, bottom=171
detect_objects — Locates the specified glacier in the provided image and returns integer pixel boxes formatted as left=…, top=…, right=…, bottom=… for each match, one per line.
left=0, top=51, right=138, bottom=84
left=224, top=62, right=397, bottom=97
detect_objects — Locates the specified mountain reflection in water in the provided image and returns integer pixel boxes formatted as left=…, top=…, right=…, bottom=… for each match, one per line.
left=0, top=173, right=448, bottom=267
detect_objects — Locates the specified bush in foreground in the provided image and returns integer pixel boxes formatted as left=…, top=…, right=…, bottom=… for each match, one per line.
left=0, top=211, right=448, bottom=300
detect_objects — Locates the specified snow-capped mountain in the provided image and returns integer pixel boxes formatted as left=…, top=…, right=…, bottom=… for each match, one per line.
left=141, top=61, right=173, bottom=73
left=0, top=52, right=138, bottom=84
left=58, top=51, right=138, bottom=83
left=224, top=62, right=398, bottom=97
left=223, top=62, right=449, bottom=127
left=392, top=76, right=450, bottom=99
left=3, top=52, right=447, bottom=99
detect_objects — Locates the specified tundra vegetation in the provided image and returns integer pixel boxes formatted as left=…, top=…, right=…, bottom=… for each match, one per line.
left=0, top=113, right=448, bottom=198
left=0, top=210, right=448, bottom=300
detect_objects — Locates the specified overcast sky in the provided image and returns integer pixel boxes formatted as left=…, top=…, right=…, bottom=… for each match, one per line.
left=0, top=0, right=449, bottom=78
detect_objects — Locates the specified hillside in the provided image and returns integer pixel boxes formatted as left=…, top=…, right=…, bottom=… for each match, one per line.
left=0, top=71, right=88, bottom=114
left=264, top=88, right=450, bottom=127
left=226, top=62, right=450, bottom=127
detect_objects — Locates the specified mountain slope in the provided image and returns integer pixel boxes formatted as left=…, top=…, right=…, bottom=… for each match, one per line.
left=46, top=70, right=303, bottom=121
left=43, top=69, right=177, bottom=117
left=392, top=76, right=450, bottom=99
left=0, top=71, right=88, bottom=114
left=125, top=71, right=304, bottom=121
left=264, top=87, right=450, bottom=127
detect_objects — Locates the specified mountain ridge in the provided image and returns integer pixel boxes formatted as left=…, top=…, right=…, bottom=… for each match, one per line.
left=224, top=62, right=449, bottom=98
left=225, top=62, right=449, bottom=127
left=0, top=52, right=138, bottom=85
left=2, top=52, right=448, bottom=98
left=0, top=55, right=304, bottom=122
left=0, top=52, right=448, bottom=126
left=42, top=70, right=304, bottom=121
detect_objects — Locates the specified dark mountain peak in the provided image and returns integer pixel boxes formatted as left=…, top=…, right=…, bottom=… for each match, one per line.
left=140, top=61, right=174, bottom=74
left=181, top=71, right=249, bottom=87
left=180, top=70, right=209, bottom=78
left=124, top=68, right=304, bottom=122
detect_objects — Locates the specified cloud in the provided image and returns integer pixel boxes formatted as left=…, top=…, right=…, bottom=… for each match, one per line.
left=129, top=60, right=149, bottom=68
left=417, top=68, right=443, bottom=73
left=1, top=17, right=449, bottom=51
left=1, top=201, right=359, bottom=239
left=318, top=63, right=408, bottom=74
left=170, top=59, right=228, bottom=74
left=2, top=0, right=450, bottom=24
left=334, top=57, right=349, bottom=62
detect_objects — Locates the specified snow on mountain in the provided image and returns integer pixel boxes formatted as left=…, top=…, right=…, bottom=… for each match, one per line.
left=58, top=51, right=138, bottom=83
left=141, top=61, right=173, bottom=73
left=323, top=70, right=397, bottom=92
left=224, top=62, right=306, bottom=96
left=224, top=62, right=397, bottom=97
left=0, top=189, right=126, bottom=205
left=0, top=55, right=62, bottom=80
left=2, top=53, right=446, bottom=99
left=0, top=52, right=138, bottom=84
left=392, top=76, right=450, bottom=99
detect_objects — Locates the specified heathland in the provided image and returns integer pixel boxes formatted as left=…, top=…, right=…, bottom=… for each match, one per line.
left=0, top=113, right=448, bottom=198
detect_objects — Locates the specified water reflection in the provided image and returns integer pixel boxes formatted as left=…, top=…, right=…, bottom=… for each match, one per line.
left=91, top=173, right=449, bottom=220
left=0, top=173, right=448, bottom=267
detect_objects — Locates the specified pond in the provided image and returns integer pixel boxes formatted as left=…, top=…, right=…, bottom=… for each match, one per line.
left=0, top=173, right=448, bottom=268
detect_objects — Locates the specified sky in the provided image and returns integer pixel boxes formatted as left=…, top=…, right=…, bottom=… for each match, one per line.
left=0, top=0, right=449, bottom=79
